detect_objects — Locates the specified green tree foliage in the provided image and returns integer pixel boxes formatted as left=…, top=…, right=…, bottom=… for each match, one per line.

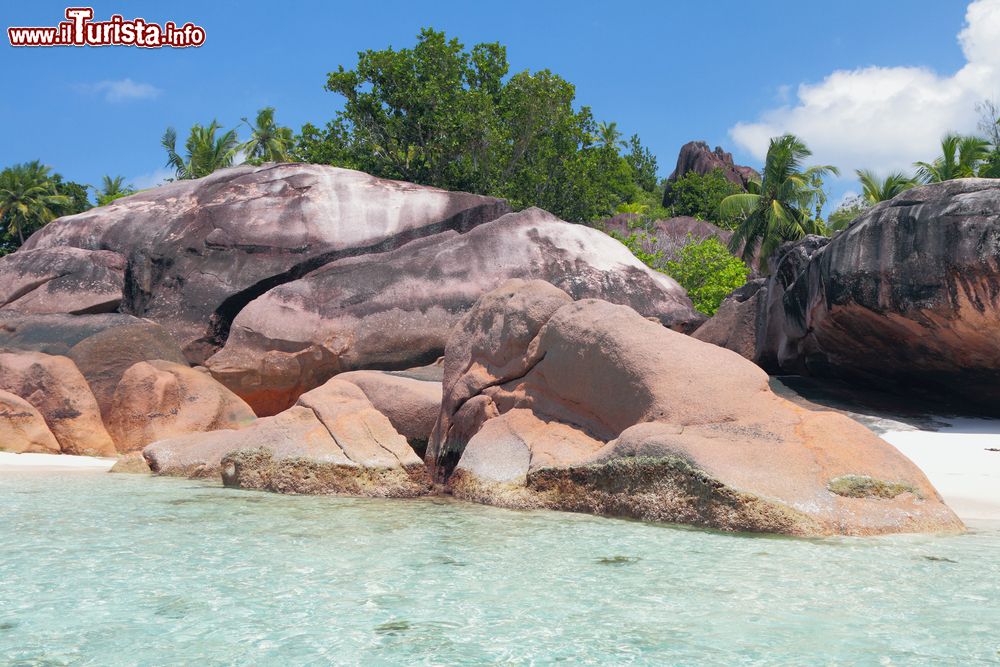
left=0, top=161, right=72, bottom=246
left=664, top=236, right=750, bottom=316
left=718, top=134, right=837, bottom=273
left=241, top=107, right=296, bottom=164
left=304, top=28, right=647, bottom=221
left=914, top=133, right=990, bottom=183
left=162, top=120, right=241, bottom=180
left=825, top=194, right=870, bottom=233
left=624, top=134, right=659, bottom=194
left=96, top=175, right=135, bottom=206
left=856, top=169, right=917, bottom=203
left=666, top=168, right=743, bottom=228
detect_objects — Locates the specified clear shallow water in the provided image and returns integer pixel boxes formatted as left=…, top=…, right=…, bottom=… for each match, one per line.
left=2, top=472, right=999, bottom=666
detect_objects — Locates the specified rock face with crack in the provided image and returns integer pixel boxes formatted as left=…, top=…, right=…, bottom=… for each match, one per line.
left=108, top=360, right=257, bottom=453
left=20, top=164, right=510, bottom=363
left=144, top=378, right=429, bottom=497
left=0, top=351, right=116, bottom=457
left=694, top=179, right=1000, bottom=413
left=0, top=389, right=61, bottom=454
left=0, top=247, right=125, bottom=315
left=427, top=279, right=963, bottom=536
left=336, top=363, right=443, bottom=458
left=206, top=208, right=703, bottom=415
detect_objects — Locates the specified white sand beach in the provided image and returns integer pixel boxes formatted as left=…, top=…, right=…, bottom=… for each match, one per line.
left=0, top=452, right=116, bottom=472
left=881, top=418, right=1000, bottom=523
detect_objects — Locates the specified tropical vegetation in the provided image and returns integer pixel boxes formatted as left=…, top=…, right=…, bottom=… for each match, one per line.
left=162, top=120, right=241, bottom=180
left=665, top=236, right=751, bottom=316
left=718, top=134, right=837, bottom=272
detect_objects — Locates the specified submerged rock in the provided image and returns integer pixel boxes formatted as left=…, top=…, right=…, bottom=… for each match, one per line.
left=108, top=360, right=256, bottom=453
left=0, top=389, right=60, bottom=454
left=206, top=207, right=702, bottom=415
left=0, top=351, right=116, bottom=457
left=0, top=247, right=125, bottom=315
left=428, top=279, right=962, bottom=536
left=20, top=164, right=509, bottom=363
left=695, top=179, right=1000, bottom=413
left=145, top=379, right=429, bottom=497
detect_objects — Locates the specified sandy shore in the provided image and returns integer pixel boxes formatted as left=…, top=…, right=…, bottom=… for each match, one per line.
left=0, top=452, right=116, bottom=472
left=881, top=418, right=1000, bottom=523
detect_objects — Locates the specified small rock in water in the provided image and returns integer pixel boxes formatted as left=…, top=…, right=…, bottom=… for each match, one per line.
left=375, top=620, right=412, bottom=636
left=596, top=556, right=640, bottom=565
left=922, top=555, right=958, bottom=564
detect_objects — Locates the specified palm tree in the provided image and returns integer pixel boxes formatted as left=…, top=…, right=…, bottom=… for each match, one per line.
left=240, top=107, right=295, bottom=163
left=597, top=121, right=624, bottom=150
left=856, top=169, right=917, bottom=204
left=914, top=134, right=990, bottom=183
left=96, top=175, right=134, bottom=206
left=718, top=134, right=838, bottom=272
left=162, top=120, right=241, bottom=180
left=0, top=161, right=70, bottom=245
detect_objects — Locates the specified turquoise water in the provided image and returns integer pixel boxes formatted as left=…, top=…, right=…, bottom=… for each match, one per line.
left=1, top=471, right=999, bottom=666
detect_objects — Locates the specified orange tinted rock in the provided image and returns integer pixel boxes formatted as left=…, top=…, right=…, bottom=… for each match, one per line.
left=0, top=389, right=60, bottom=454
left=144, top=378, right=429, bottom=497
left=108, top=360, right=256, bottom=453
left=431, top=280, right=962, bottom=536
left=0, top=351, right=116, bottom=457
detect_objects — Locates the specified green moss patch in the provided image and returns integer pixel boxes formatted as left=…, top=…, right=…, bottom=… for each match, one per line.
left=828, top=475, right=920, bottom=500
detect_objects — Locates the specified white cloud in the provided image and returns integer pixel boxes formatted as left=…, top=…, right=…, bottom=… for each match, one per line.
left=130, top=167, right=174, bottom=190
left=76, top=78, right=162, bottom=102
left=729, top=0, right=1000, bottom=176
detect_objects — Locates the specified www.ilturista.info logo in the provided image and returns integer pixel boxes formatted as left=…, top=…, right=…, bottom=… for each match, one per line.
left=8, top=7, right=205, bottom=48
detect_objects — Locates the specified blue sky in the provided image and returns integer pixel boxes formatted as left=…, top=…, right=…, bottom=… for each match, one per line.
left=1, top=1, right=992, bottom=211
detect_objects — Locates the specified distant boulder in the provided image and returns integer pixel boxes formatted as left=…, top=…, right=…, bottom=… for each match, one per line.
left=662, top=141, right=759, bottom=207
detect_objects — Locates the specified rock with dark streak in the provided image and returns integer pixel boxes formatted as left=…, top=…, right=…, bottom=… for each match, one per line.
left=696, top=180, right=1000, bottom=413
left=206, top=208, right=703, bottom=415
left=0, top=247, right=125, bottom=315
left=20, top=164, right=510, bottom=363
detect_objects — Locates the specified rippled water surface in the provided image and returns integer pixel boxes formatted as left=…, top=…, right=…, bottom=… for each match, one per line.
left=2, top=471, right=999, bottom=666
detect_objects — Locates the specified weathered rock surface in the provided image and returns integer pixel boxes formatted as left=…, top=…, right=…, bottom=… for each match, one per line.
left=0, top=312, right=189, bottom=426
left=0, top=247, right=125, bottom=315
left=0, top=351, right=116, bottom=457
left=145, top=378, right=429, bottom=497
left=428, top=279, right=961, bottom=536
left=108, top=360, right=256, bottom=453
left=207, top=207, right=703, bottom=415
left=337, top=364, right=442, bottom=457
left=0, top=389, right=60, bottom=454
left=20, top=164, right=510, bottom=363
left=662, top=141, right=760, bottom=206
left=691, top=279, right=766, bottom=360
left=695, top=180, right=1000, bottom=413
